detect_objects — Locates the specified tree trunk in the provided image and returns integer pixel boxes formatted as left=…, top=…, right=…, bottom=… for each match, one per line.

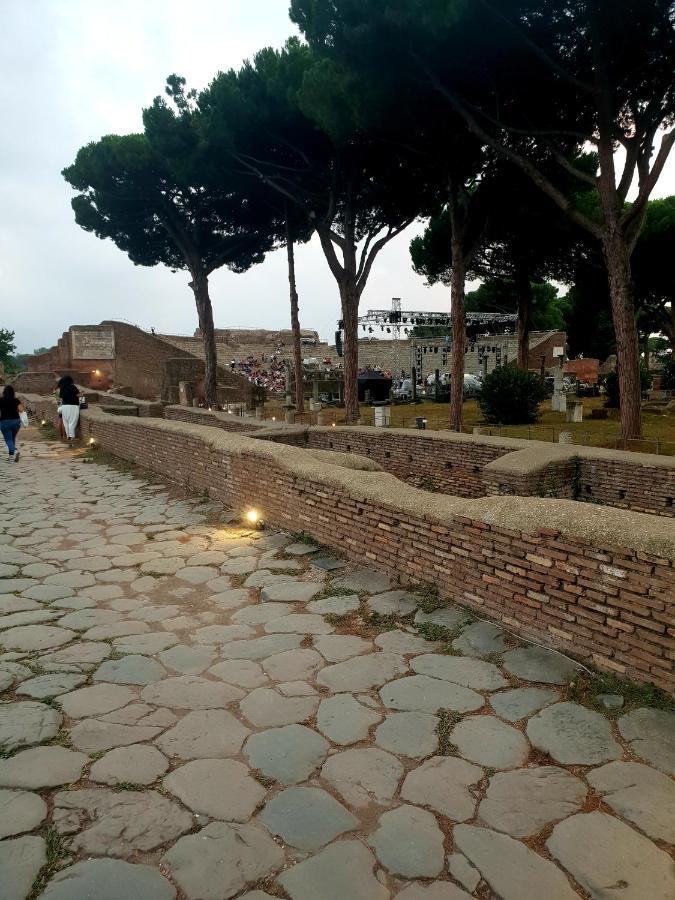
left=515, top=266, right=532, bottom=370
left=286, top=221, right=304, bottom=415
left=448, top=183, right=467, bottom=433
left=190, top=271, right=218, bottom=408
left=339, top=278, right=360, bottom=424
left=603, top=234, right=642, bottom=439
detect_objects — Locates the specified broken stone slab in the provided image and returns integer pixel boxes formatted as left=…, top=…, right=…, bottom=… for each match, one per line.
left=400, top=756, right=483, bottom=821
left=307, top=594, right=360, bottom=616
left=411, top=654, right=507, bottom=691
left=502, top=647, right=579, bottom=685
left=260, top=582, right=322, bottom=603
left=618, top=708, right=675, bottom=775
left=489, top=687, right=559, bottom=722
left=38, top=640, right=111, bottom=671
left=316, top=694, right=382, bottom=746
left=368, top=805, right=445, bottom=878
left=113, top=632, right=179, bottom=655
left=321, top=747, right=403, bottom=808
left=260, top=785, right=358, bottom=850
left=261, top=648, right=324, bottom=682
left=244, top=724, right=329, bottom=785
left=452, top=621, right=508, bottom=657
left=208, top=659, right=267, bottom=689
left=547, top=811, right=675, bottom=900
left=447, top=853, right=481, bottom=894
left=57, top=608, right=122, bottom=631
left=0, top=788, right=47, bottom=839
left=40, top=859, right=176, bottom=900
left=156, top=709, right=250, bottom=760
left=278, top=839, right=388, bottom=900
left=240, top=687, right=318, bottom=728
left=478, top=766, right=586, bottom=838
left=220, top=634, right=303, bottom=660
left=454, top=824, right=578, bottom=900
left=379, top=674, right=484, bottom=714
left=59, top=683, right=136, bottom=719
left=0, top=700, right=62, bottom=752
left=90, top=745, right=169, bottom=786
left=141, top=675, right=244, bottom=709
left=161, top=821, right=284, bottom=900
left=209, top=588, right=252, bottom=611
left=16, top=672, right=88, bottom=699
left=69, top=719, right=164, bottom=753
left=314, top=634, right=372, bottom=662
left=375, top=630, right=439, bottom=655
left=163, top=758, right=265, bottom=822
left=310, top=556, right=347, bottom=571
left=53, top=788, right=193, bottom=856
left=317, top=652, right=408, bottom=692
left=587, top=761, right=675, bottom=843
left=231, top=602, right=291, bottom=625
left=375, top=711, right=439, bottom=759
left=414, top=608, right=471, bottom=631
left=527, top=702, right=621, bottom=765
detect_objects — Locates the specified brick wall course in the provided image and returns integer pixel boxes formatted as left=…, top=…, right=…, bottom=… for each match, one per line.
left=74, top=408, right=675, bottom=691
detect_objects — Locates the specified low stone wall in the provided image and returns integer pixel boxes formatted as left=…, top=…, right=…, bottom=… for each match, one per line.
left=78, top=408, right=675, bottom=691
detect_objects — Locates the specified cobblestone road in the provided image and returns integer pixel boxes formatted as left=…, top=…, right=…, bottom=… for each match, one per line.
left=1, top=439, right=674, bottom=899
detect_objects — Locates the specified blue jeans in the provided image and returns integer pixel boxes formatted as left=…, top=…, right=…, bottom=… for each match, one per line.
left=1, top=419, right=20, bottom=455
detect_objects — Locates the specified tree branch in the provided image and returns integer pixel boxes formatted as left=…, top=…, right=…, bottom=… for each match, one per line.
left=317, top=226, right=345, bottom=283
left=621, top=127, right=675, bottom=243
left=356, top=220, right=413, bottom=295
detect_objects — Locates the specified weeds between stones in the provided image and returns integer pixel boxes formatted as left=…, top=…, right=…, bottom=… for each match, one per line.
left=46, top=728, right=72, bottom=749
left=436, top=710, right=462, bottom=755
left=323, top=613, right=353, bottom=627
left=566, top=670, right=675, bottom=715
left=28, top=825, right=70, bottom=899
left=253, top=772, right=276, bottom=789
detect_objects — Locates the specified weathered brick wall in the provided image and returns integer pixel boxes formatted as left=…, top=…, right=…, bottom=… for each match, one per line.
left=576, top=456, right=675, bottom=517
left=79, top=410, right=675, bottom=691
left=164, top=406, right=264, bottom=434
left=304, top=428, right=512, bottom=497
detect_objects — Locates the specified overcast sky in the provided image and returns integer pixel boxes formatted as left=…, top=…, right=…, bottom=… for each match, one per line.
left=2, top=1, right=674, bottom=354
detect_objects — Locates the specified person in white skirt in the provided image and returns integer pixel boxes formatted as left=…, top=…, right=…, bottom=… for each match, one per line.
left=57, top=375, right=80, bottom=440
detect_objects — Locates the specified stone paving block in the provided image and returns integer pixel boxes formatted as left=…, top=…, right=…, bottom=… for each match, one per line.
left=527, top=702, right=621, bottom=765
left=317, top=652, right=408, bottom=692
left=397, top=882, right=472, bottom=899
left=164, top=758, right=265, bottom=821
left=411, top=653, right=507, bottom=691
left=321, top=747, right=403, bottom=807
left=618, top=708, right=675, bottom=775
left=454, top=824, right=578, bottom=900
left=368, top=590, right=418, bottom=616
left=260, top=785, right=358, bottom=849
left=220, top=634, right=303, bottom=660
left=587, top=761, right=675, bottom=843
left=502, top=647, right=579, bottom=685
left=231, top=602, right=291, bottom=625
left=16, top=672, right=87, bottom=699
left=0, top=624, right=76, bottom=652
left=452, top=621, right=508, bottom=657
left=414, top=608, right=471, bottom=630
left=307, top=593, right=359, bottom=615
left=451, top=715, right=530, bottom=768
left=261, top=648, right=324, bottom=682
left=0, top=788, right=47, bottom=839
left=141, top=675, right=244, bottom=709
left=244, top=724, right=329, bottom=785
left=93, top=655, right=167, bottom=685
left=159, top=644, right=216, bottom=675
left=59, top=683, right=136, bottom=718
left=278, top=839, right=388, bottom=900
left=209, top=659, right=267, bottom=688
left=314, top=634, right=372, bottom=662
left=446, top=853, right=481, bottom=893
left=156, top=709, right=250, bottom=760
left=489, top=687, right=559, bottom=722
left=369, top=805, right=445, bottom=877
left=0, top=700, right=62, bottom=752
left=240, top=687, right=318, bottom=727
left=0, top=835, right=46, bottom=900
left=0, top=746, right=88, bottom=788
left=40, top=859, right=176, bottom=900
left=54, top=788, right=193, bottom=856
left=260, top=582, right=322, bottom=603
left=316, top=694, right=382, bottom=745
left=401, top=756, right=482, bottom=821
left=90, top=745, right=169, bottom=785
left=379, top=674, right=484, bottom=714
left=69, top=719, right=165, bottom=753
left=478, top=766, right=586, bottom=837
left=334, top=568, right=392, bottom=593
left=547, top=811, right=675, bottom=900
left=375, top=711, right=439, bottom=758
left=264, top=614, right=333, bottom=635
left=113, top=632, right=179, bottom=655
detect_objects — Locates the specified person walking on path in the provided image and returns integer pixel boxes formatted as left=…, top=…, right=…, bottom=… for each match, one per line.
left=0, top=385, right=25, bottom=462
left=57, top=375, right=80, bottom=441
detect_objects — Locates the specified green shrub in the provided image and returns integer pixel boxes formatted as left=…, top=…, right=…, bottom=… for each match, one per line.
left=478, top=366, right=549, bottom=424
left=604, top=364, right=652, bottom=408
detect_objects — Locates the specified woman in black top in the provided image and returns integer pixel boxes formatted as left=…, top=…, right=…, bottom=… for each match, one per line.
left=57, top=375, right=80, bottom=440
left=0, top=385, right=24, bottom=462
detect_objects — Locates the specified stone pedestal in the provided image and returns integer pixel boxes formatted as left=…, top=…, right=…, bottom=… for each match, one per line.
left=374, top=406, right=391, bottom=428
left=558, top=431, right=573, bottom=444
left=309, top=398, right=322, bottom=412
left=285, top=410, right=295, bottom=424
left=178, top=381, right=193, bottom=406
left=552, top=392, right=567, bottom=414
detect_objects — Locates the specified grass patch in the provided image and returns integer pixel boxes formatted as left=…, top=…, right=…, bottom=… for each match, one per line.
left=111, top=782, right=148, bottom=792
left=323, top=613, right=352, bottom=627
left=46, top=728, right=72, bottom=749
left=28, top=825, right=70, bottom=899
left=253, top=772, right=277, bottom=789
left=366, top=611, right=400, bottom=629
left=88, top=750, right=105, bottom=760
left=436, top=709, right=462, bottom=755
left=566, top=670, right=675, bottom=715
left=290, top=531, right=318, bottom=545
left=415, top=622, right=454, bottom=642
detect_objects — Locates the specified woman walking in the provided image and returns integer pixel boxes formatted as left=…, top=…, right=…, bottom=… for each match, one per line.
left=0, top=385, right=24, bottom=462
left=57, top=375, right=80, bottom=441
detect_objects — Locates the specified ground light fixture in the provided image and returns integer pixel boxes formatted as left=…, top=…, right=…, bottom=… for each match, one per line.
left=244, top=508, right=264, bottom=529
left=41, top=419, right=47, bottom=426
left=88, top=437, right=96, bottom=447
